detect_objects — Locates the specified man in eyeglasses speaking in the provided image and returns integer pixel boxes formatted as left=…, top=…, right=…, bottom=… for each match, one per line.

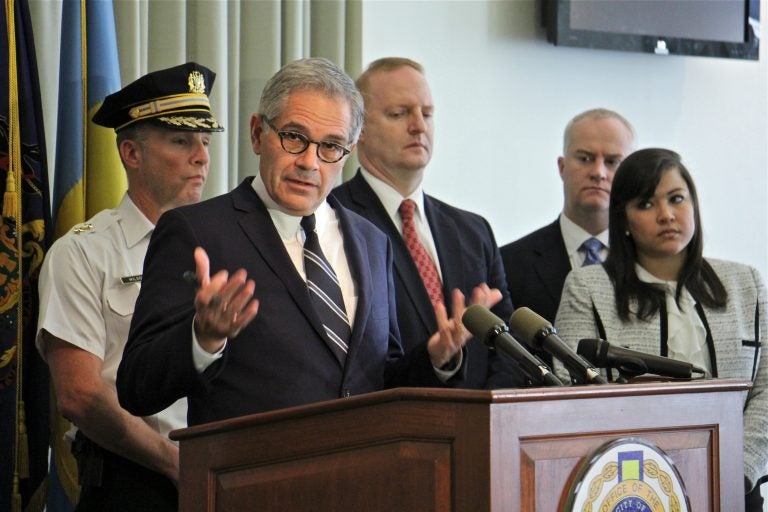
left=117, top=58, right=502, bottom=427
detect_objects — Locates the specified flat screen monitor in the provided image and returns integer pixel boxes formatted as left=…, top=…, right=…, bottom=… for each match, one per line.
left=544, top=0, right=760, bottom=60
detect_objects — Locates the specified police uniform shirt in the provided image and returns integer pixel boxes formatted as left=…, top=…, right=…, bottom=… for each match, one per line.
left=37, top=194, right=187, bottom=439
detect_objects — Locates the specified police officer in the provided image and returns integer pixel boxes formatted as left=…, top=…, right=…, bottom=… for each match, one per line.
left=37, top=62, right=223, bottom=511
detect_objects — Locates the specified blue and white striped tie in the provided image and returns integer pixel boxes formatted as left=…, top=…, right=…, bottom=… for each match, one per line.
left=581, top=237, right=604, bottom=266
left=301, top=214, right=350, bottom=364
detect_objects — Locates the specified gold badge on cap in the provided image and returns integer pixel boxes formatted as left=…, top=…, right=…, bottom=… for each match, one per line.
left=188, top=71, right=205, bottom=94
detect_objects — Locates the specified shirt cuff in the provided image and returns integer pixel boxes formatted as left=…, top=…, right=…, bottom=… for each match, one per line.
left=433, top=350, right=463, bottom=382
left=191, top=316, right=226, bottom=373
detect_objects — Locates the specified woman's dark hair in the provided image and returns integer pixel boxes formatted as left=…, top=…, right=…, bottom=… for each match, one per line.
left=604, top=148, right=726, bottom=321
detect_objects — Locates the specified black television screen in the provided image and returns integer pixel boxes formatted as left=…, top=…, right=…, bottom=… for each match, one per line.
left=544, top=0, right=760, bottom=60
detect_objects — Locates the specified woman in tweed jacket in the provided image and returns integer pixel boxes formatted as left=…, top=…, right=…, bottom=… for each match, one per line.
left=554, top=148, right=767, bottom=509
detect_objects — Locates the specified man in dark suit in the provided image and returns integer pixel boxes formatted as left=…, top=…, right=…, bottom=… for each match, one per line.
left=333, top=57, right=525, bottom=389
left=116, top=58, right=496, bottom=426
left=500, top=109, right=635, bottom=363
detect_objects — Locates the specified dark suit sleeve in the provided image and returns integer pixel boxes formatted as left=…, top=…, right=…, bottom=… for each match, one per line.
left=117, top=209, right=207, bottom=416
left=500, top=221, right=569, bottom=326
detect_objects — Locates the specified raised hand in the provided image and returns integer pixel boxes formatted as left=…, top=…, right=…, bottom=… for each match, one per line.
left=191, top=247, right=260, bottom=353
left=426, top=284, right=503, bottom=369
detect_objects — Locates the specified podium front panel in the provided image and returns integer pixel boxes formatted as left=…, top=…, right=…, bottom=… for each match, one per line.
left=489, top=382, right=744, bottom=511
left=174, top=381, right=748, bottom=511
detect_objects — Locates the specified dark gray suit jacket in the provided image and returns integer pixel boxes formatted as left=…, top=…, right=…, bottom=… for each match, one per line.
left=501, top=219, right=571, bottom=325
left=500, top=220, right=571, bottom=366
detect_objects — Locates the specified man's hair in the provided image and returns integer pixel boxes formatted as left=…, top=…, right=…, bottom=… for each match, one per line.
left=116, top=123, right=153, bottom=147
left=356, top=57, right=424, bottom=99
left=115, top=123, right=157, bottom=168
left=562, top=108, right=635, bottom=153
left=259, top=57, right=364, bottom=144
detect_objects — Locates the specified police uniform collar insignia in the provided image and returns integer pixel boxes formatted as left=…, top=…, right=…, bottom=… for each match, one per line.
left=73, top=223, right=95, bottom=234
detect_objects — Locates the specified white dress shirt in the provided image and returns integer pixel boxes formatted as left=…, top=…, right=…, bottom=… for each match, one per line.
left=193, top=174, right=357, bottom=370
left=359, top=167, right=443, bottom=279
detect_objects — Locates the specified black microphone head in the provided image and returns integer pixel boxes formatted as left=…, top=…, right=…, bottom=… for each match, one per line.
left=576, top=338, right=602, bottom=364
left=462, top=304, right=507, bottom=346
left=508, top=307, right=550, bottom=346
left=578, top=338, right=650, bottom=376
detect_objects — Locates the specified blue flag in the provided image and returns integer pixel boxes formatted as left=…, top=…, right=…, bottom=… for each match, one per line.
left=53, top=0, right=124, bottom=237
left=48, top=2, right=123, bottom=508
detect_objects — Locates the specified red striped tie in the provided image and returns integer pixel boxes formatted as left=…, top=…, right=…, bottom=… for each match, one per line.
left=399, top=199, right=444, bottom=307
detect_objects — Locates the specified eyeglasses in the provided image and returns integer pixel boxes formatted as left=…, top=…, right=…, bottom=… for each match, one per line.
left=265, top=119, right=351, bottom=164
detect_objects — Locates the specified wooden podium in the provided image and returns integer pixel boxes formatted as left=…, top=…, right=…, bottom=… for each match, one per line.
left=172, top=379, right=749, bottom=511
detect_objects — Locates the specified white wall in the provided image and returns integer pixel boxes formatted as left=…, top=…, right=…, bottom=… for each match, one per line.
left=361, top=0, right=768, bottom=277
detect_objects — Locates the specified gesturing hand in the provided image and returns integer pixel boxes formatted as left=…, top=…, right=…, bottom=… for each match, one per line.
left=191, top=247, right=260, bottom=353
left=426, top=284, right=503, bottom=369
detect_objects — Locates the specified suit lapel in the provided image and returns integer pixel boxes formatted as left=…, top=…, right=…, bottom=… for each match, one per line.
left=346, top=173, right=436, bottom=333
left=330, top=195, right=372, bottom=365
left=425, top=196, right=461, bottom=317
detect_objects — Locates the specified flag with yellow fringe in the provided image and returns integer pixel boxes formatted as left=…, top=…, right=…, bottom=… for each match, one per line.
left=0, top=0, right=52, bottom=511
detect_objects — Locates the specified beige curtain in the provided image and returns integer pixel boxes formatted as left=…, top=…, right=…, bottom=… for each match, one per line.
left=31, top=0, right=362, bottom=200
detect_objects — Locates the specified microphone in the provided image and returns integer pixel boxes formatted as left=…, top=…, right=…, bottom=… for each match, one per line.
left=462, top=304, right=563, bottom=387
left=508, top=307, right=607, bottom=385
left=577, top=338, right=706, bottom=379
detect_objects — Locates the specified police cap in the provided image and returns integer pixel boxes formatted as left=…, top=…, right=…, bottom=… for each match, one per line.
left=92, top=62, right=224, bottom=133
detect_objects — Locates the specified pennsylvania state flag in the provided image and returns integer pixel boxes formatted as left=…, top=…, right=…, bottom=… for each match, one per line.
left=53, top=0, right=124, bottom=237
left=0, top=0, right=52, bottom=511
left=48, top=1, right=124, bottom=509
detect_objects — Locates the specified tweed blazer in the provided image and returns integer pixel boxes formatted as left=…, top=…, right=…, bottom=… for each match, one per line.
left=554, top=259, right=768, bottom=487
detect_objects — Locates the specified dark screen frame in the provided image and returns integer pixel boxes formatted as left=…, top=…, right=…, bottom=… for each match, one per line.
left=543, top=0, right=760, bottom=61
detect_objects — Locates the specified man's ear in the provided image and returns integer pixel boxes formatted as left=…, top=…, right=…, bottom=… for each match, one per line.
left=250, top=114, right=264, bottom=155
left=557, top=156, right=566, bottom=179
left=119, top=139, right=142, bottom=171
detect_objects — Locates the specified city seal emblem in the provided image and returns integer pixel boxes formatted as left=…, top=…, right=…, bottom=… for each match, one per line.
left=564, top=437, right=690, bottom=512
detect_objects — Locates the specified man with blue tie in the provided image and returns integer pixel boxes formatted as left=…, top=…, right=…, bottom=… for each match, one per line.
left=116, top=58, right=497, bottom=427
left=500, top=109, right=635, bottom=364
left=333, top=57, right=525, bottom=389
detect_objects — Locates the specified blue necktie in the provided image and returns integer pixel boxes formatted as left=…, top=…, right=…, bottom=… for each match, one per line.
left=301, top=214, right=350, bottom=364
left=581, top=237, right=604, bottom=266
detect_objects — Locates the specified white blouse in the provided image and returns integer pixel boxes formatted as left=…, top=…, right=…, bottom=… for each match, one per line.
left=635, top=264, right=712, bottom=376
